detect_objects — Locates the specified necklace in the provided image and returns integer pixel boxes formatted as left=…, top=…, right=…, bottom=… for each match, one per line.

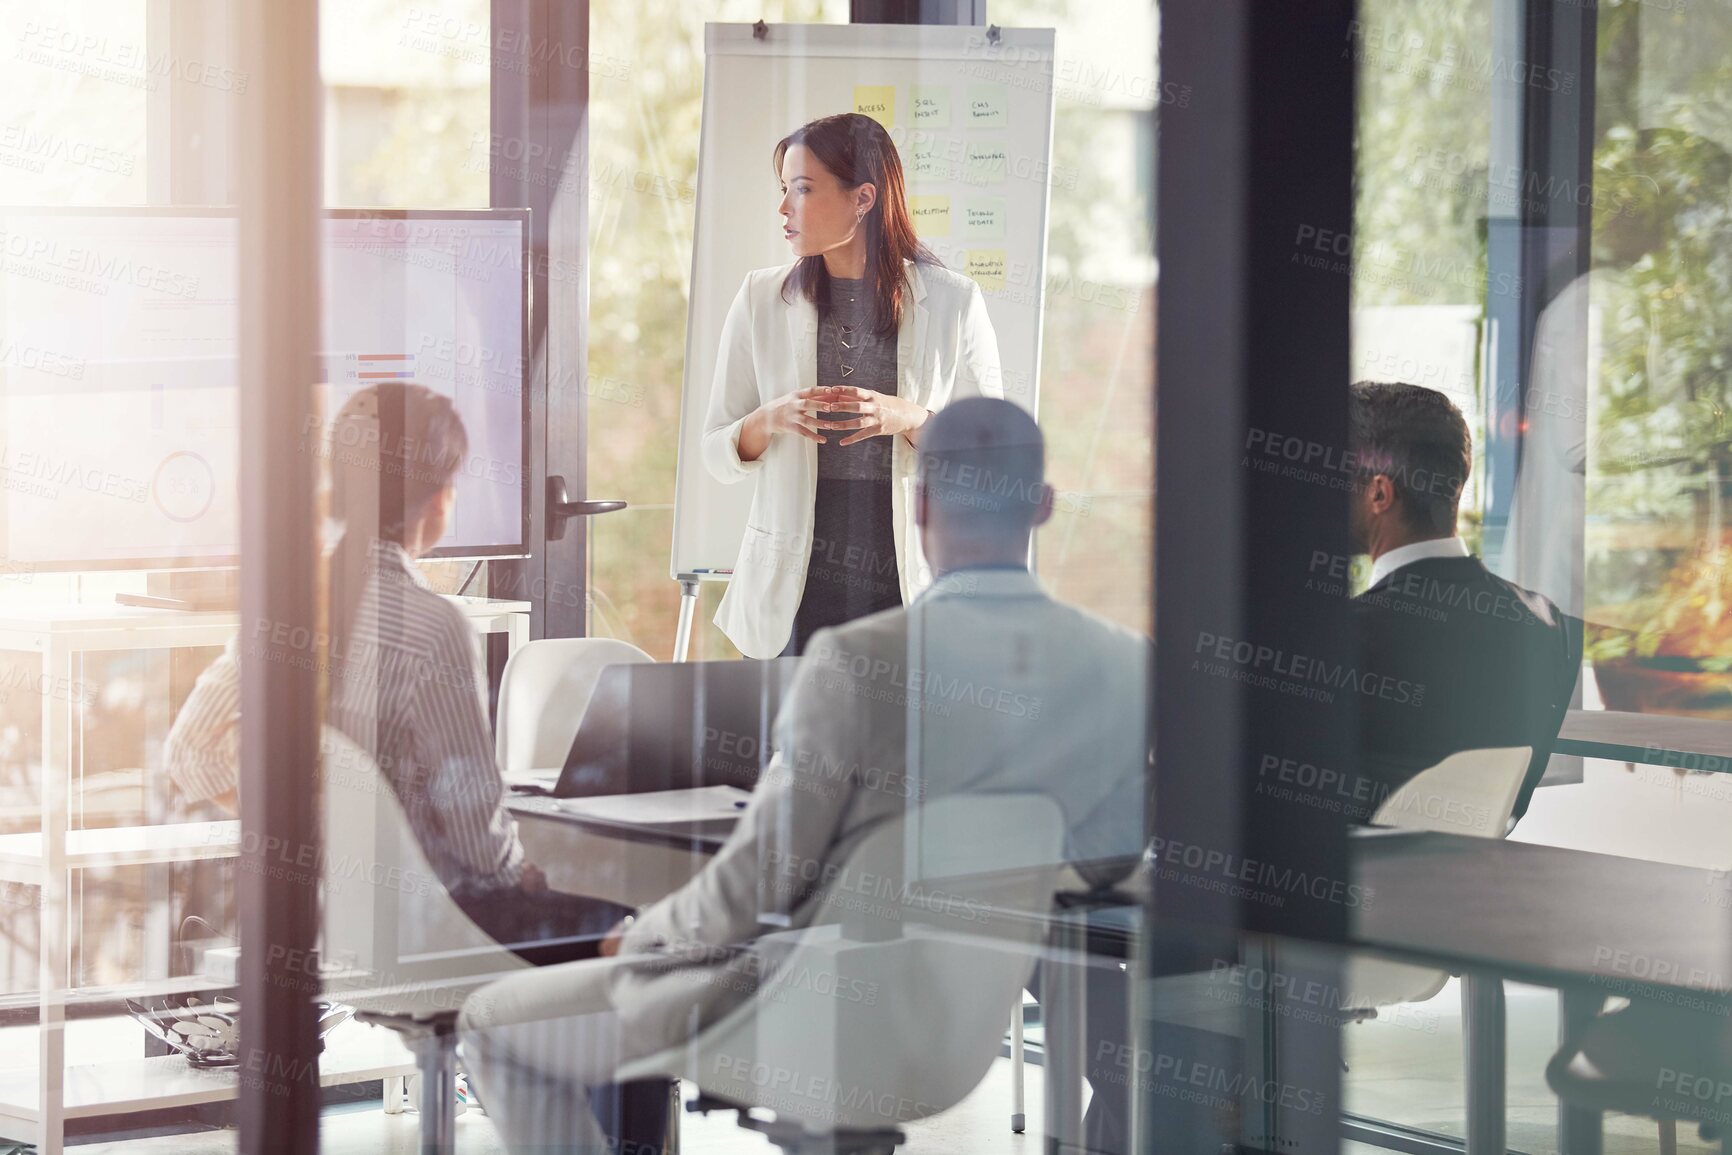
left=838, top=318, right=858, bottom=378
left=836, top=285, right=864, bottom=378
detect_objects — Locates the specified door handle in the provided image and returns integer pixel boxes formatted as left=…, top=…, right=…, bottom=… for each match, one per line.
left=546, top=475, right=625, bottom=542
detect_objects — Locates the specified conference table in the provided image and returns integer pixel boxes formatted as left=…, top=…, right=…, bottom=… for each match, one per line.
left=1352, top=831, right=1732, bottom=1155
left=1042, top=830, right=1732, bottom=1155
left=502, top=774, right=728, bottom=909
left=510, top=778, right=1732, bottom=1155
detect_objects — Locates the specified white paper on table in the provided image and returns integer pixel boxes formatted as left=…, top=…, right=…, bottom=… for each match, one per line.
left=554, top=785, right=751, bottom=832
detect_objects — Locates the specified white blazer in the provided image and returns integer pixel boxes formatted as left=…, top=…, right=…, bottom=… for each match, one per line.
left=703, top=258, right=1004, bottom=658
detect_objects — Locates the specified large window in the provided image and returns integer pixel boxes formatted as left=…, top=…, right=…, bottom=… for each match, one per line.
left=586, top=0, right=1157, bottom=657
left=1348, top=0, right=1732, bottom=1146
left=584, top=0, right=848, bottom=657
left=0, top=0, right=503, bottom=1133
left=321, top=0, right=491, bottom=209
left=1575, top=1, right=1732, bottom=721
left=0, top=0, right=159, bottom=997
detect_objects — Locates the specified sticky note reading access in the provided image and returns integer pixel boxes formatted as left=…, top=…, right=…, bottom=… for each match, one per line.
left=966, top=249, right=1008, bottom=292
left=854, top=86, right=895, bottom=129
left=966, top=84, right=1008, bottom=128
left=908, top=195, right=951, bottom=237
left=911, top=86, right=950, bottom=127
left=964, top=140, right=1008, bottom=185
left=962, top=197, right=1006, bottom=240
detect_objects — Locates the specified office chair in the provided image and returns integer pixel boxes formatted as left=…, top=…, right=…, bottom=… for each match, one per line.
left=1548, top=995, right=1732, bottom=1154
left=1341, top=746, right=1534, bottom=1012
left=610, top=792, right=1068, bottom=1155
left=320, top=726, right=534, bottom=1154
left=494, top=637, right=653, bottom=776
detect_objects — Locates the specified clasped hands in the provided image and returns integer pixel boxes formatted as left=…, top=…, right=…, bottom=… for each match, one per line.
left=760, top=386, right=930, bottom=447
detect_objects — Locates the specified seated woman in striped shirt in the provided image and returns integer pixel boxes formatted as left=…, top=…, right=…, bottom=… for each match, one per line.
left=165, top=382, right=629, bottom=964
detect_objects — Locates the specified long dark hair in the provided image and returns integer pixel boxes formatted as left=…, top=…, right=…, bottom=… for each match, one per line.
left=774, top=112, right=938, bottom=338
left=325, top=382, right=469, bottom=667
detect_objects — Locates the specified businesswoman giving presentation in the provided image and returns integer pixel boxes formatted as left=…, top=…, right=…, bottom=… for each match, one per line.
left=703, top=112, right=1005, bottom=659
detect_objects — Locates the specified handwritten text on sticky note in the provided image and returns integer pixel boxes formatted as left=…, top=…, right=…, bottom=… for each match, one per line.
left=966, top=249, right=1008, bottom=292
left=854, top=86, right=896, bottom=129
left=908, top=195, right=951, bottom=237
left=962, top=197, right=1006, bottom=239
left=911, top=86, right=950, bottom=127
left=909, top=134, right=947, bottom=181
left=966, top=84, right=1008, bottom=128
left=964, top=140, right=1008, bottom=185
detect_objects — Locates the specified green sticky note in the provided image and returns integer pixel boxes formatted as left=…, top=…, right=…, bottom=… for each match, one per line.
left=962, top=197, right=1006, bottom=239
left=911, top=85, right=950, bottom=128
left=966, top=84, right=1008, bottom=128
left=964, top=140, right=1008, bottom=185
left=910, top=134, right=949, bottom=181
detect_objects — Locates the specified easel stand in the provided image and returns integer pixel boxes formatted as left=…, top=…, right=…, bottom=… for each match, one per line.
left=673, top=575, right=700, bottom=662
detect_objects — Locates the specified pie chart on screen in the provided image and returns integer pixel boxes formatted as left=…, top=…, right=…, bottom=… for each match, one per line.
left=152, top=451, right=216, bottom=523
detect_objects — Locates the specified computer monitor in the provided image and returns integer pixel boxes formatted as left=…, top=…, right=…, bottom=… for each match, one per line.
left=0, top=206, right=529, bottom=570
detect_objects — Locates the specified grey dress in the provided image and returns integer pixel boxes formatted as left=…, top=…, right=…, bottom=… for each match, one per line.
left=784, top=275, right=903, bottom=655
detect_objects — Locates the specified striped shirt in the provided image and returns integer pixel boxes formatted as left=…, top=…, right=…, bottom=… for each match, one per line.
left=164, top=638, right=242, bottom=807
left=164, top=541, right=525, bottom=891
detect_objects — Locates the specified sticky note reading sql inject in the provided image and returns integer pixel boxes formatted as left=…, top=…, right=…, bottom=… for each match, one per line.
left=854, top=86, right=896, bottom=129
left=908, top=195, right=952, bottom=237
left=911, top=86, right=950, bottom=127
left=966, top=249, right=1008, bottom=291
left=962, top=198, right=1006, bottom=240
left=966, top=85, right=1008, bottom=128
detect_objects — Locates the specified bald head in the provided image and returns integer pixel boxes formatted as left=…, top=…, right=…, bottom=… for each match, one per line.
left=915, top=398, right=1051, bottom=570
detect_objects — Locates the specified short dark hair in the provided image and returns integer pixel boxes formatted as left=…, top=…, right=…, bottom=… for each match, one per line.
left=1348, top=381, right=1471, bottom=536
left=916, top=398, right=1046, bottom=538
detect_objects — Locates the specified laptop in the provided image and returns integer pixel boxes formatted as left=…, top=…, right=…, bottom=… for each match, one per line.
left=550, top=657, right=802, bottom=800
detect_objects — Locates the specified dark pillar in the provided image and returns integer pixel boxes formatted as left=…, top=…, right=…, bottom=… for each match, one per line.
left=1151, top=0, right=1357, bottom=1148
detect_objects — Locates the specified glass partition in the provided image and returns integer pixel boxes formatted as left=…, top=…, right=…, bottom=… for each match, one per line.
left=1348, top=0, right=1732, bottom=1149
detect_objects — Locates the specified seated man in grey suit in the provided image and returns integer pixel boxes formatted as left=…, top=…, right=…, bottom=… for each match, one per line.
left=460, top=397, right=1150, bottom=1151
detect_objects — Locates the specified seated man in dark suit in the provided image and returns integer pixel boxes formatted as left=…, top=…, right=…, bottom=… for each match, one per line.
left=1078, top=384, right=1583, bottom=1155
left=1347, top=380, right=1583, bottom=823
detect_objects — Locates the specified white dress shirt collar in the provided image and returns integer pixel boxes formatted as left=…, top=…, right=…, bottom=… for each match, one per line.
left=920, top=565, right=1044, bottom=602
left=1368, top=536, right=1469, bottom=589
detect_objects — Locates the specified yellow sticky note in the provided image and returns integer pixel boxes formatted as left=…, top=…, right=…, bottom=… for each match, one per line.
left=962, top=197, right=1006, bottom=239
left=964, top=140, right=1008, bottom=185
left=966, top=84, right=1008, bottom=128
left=911, top=85, right=950, bottom=127
left=854, top=86, right=896, bottom=129
left=908, top=195, right=951, bottom=237
left=966, top=249, right=1008, bottom=291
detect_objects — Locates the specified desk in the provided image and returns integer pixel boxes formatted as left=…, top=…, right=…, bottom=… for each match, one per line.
left=1043, top=835, right=1732, bottom=1155
left=506, top=789, right=729, bottom=910
left=1557, top=708, right=1732, bottom=770
left=4, top=596, right=527, bottom=1155
left=1353, top=831, right=1732, bottom=1155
